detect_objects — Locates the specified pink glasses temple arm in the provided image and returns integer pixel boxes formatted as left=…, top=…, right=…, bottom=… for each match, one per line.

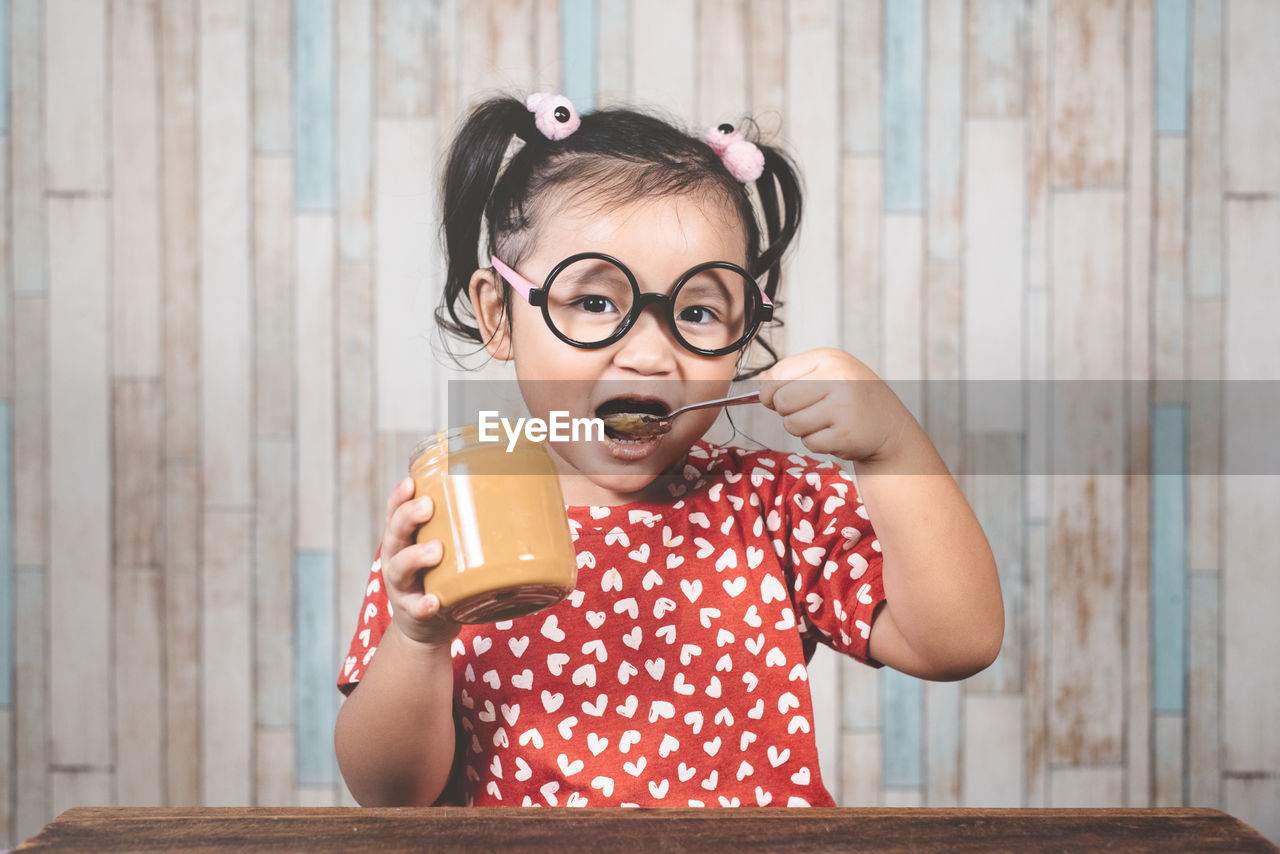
left=490, top=256, right=537, bottom=303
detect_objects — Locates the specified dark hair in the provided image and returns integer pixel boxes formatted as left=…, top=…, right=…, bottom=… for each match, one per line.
left=435, top=95, right=803, bottom=376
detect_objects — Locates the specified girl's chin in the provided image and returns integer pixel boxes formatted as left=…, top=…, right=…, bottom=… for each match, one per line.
left=549, top=437, right=688, bottom=502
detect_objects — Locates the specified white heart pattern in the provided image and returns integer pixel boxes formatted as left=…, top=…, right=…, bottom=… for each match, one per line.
left=339, top=441, right=883, bottom=809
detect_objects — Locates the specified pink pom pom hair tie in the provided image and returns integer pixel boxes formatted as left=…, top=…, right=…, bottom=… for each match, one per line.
left=526, top=93, right=581, bottom=140
left=704, top=123, right=765, bottom=183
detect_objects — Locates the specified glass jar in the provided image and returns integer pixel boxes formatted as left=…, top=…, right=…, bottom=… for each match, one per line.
left=409, top=425, right=577, bottom=623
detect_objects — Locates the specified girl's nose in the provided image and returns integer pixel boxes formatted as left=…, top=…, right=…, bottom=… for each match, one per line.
left=611, top=306, right=678, bottom=375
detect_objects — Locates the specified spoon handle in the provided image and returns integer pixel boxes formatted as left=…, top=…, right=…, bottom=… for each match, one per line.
left=669, top=390, right=761, bottom=418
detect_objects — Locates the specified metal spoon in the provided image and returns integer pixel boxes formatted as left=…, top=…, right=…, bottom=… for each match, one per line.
left=601, top=391, right=761, bottom=438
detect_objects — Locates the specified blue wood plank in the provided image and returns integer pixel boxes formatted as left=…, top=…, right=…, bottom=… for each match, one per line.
left=1151, top=403, right=1187, bottom=713
left=560, top=0, right=596, bottom=112
left=0, top=402, right=12, bottom=706
left=1156, top=0, right=1190, bottom=134
left=295, top=548, right=338, bottom=785
left=883, top=0, right=924, bottom=212
left=294, top=0, right=336, bottom=211
left=881, top=667, right=923, bottom=787
left=0, top=0, right=9, bottom=133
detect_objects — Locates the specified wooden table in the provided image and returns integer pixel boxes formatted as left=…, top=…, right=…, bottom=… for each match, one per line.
left=13, top=806, right=1277, bottom=853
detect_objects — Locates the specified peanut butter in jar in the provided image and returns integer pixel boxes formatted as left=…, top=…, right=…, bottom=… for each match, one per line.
left=409, top=425, right=577, bottom=623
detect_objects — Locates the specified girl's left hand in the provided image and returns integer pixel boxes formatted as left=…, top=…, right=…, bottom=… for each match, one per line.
left=757, top=347, right=911, bottom=463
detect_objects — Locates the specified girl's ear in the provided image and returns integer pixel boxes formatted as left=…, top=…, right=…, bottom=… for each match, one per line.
left=469, top=268, right=514, bottom=361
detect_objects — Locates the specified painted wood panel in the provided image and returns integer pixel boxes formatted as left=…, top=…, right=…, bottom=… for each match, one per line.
left=374, top=119, right=438, bottom=433
left=113, top=567, right=165, bottom=806
left=295, top=213, right=337, bottom=550
left=46, top=196, right=112, bottom=769
left=113, top=381, right=163, bottom=569
left=629, top=0, right=695, bottom=120
left=924, top=680, right=960, bottom=806
left=12, top=294, right=45, bottom=568
left=964, top=695, right=1024, bottom=806
left=1049, top=766, right=1125, bottom=807
left=1187, top=0, right=1222, bottom=298
left=595, top=0, right=629, bottom=106
left=199, top=0, right=253, bottom=508
left=43, top=0, right=107, bottom=192
left=1154, top=138, right=1187, bottom=388
left=14, top=568, right=48, bottom=840
left=1224, top=0, right=1280, bottom=193
left=160, top=0, right=200, bottom=464
left=294, top=0, right=336, bottom=212
left=842, top=0, right=881, bottom=155
left=841, top=156, right=883, bottom=375
left=336, top=260, right=378, bottom=679
left=0, top=403, right=11, bottom=711
left=881, top=214, right=923, bottom=416
left=1048, top=191, right=1127, bottom=766
left=1222, top=199, right=1280, bottom=773
left=966, top=0, right=1025, bottom=118
left=963, top=119, right=1024, bottom=432
left=200, top=509, right=254, bottom=805
left=1224, top=777, right=1280, bottom=846
left=696, top=0, right=748, bottom=127
left=254, top=155, right=295, bottom=440
left=561, top=0, right=595, bottom=109
left=10, top=0, right=45, bottom=299
left=252, top=0, right=291, bottom=154
left=926, top=0, right=962, bottom=264
left=745, top=0, right=785, bottom=117
left=1050, top=0, right=1127, bottom=187
left=883, top=0, right=924, bottom=212
left=1125, top=2, right=1156, bottom=809
left=1186, top=574, right=1220, bottom=806
left=377, top=0, right=436, bottom=118
left=786, top=0, right=841, bottom=353
left=1025, top=0, right=1050, bottom=291
left=162, top=461, right=201, bottom=807
left=110, top=0, right=162, bottom=379
left=0, top=136, right=9, bottom=403
left=255, top=439, right=295, bottom=732
left=338, top=0, right=374, bottom=262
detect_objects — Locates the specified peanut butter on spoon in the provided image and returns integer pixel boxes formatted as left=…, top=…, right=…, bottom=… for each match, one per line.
left=600, top=411, right=672, bottom=438
left=600, top=391, right=761, bottom=439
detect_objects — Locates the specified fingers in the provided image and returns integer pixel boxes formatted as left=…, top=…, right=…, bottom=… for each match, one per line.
left=384, top=477, right=416, bottom=525
left=383, top=492, right=434, bottom=556
left=769, top=380, right=831, bottom=418
left=383, top=539, right=444, bottom=595
left=758, top=352, right=822, bottom=409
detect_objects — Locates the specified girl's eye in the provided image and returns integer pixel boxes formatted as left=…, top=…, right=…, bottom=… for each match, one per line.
left=678, top=305, right=719, bottom=324
left=577, top=295, right=616, bottom=313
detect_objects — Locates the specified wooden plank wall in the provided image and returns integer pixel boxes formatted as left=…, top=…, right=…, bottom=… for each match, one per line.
left=1, top=0, right=1278, bottom=845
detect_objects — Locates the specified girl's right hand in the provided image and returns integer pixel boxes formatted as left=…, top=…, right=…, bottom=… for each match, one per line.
left=380, top=477, right=462, bottom=647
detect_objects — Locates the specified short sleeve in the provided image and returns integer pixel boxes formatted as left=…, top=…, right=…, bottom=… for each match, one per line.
left=337, top=551, right=392, bottom=695
left=779, top=456, right=886, bottom=666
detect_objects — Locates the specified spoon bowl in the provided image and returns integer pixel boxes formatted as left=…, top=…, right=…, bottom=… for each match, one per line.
left=601, top=391, right=761, bottom=438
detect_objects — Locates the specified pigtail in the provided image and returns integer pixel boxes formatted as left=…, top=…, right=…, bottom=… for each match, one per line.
left=750, top=143, right=804, bottom=302
left=436, top=97, right=536, bottom=344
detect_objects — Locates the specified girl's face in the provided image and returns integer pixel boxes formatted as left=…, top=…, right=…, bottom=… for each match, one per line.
left=471, top=190, right=751, bottom=506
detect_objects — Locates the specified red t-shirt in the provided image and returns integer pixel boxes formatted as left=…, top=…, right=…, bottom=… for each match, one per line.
left=339, top=441, right=886, bottom=807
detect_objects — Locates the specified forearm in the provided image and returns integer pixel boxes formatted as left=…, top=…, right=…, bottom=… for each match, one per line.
left=334, top=624, right=458, bottom=805
left=855, top=417, right=1004, bottom=680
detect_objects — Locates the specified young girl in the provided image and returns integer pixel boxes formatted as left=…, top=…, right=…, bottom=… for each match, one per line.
left=334, top=93, right=1003, bottom=808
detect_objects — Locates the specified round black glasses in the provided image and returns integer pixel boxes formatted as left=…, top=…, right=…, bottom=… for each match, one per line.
left=491, top=252, right=774, bottom=357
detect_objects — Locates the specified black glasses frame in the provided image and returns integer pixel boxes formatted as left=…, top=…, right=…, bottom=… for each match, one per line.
left=521, top=252, right=774, bottom=357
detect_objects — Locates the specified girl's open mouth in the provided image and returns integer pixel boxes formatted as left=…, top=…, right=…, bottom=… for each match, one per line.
left=594, top=397, right=670, bottom=457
